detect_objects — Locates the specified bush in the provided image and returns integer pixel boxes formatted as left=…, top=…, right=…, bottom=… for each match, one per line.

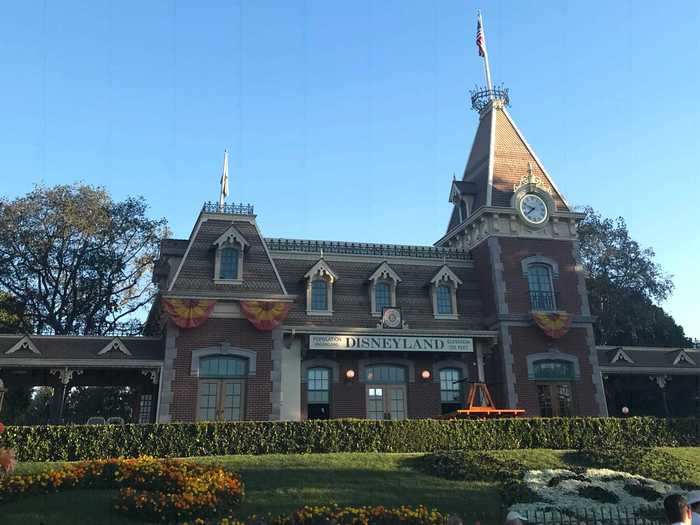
left=575, top=446, right=699, bottom=488
left=414, top=450, right=528, bottom=482
left=266, top=505, right=446, bottom=525
left=1, top=417, right=698, bottom=462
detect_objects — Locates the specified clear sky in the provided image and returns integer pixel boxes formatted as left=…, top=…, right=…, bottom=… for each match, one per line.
left=1, top=1, right=698, bottom=340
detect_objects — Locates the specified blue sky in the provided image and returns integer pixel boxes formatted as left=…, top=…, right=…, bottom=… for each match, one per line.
left=1, top=1, right=698, bottom=340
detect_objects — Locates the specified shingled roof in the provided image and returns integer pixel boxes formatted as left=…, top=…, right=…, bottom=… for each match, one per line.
left=445, top=99, right=570, bottom=234
left=0, top=335, right=164, bottom=365
left=597, top=346, right=700, bottom=372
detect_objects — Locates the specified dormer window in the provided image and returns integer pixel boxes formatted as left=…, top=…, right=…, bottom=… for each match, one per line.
left=368, top=262, right=401, bottom=316
left=430, top=265, right=462, bottom=320
left=304, top=258, right=338, bottom=316
left=436, top=284, right=453, bottom=315
left=219, top=246, right=239, bottom=280
left=213, top=225, right=248, bottom=284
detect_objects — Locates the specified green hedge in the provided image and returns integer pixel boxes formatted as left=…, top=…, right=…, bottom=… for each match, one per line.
left=1, top=417, right=697, bottom=462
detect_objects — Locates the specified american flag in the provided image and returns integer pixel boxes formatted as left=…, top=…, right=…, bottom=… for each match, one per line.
left=476, top=15, right=486, bottom=57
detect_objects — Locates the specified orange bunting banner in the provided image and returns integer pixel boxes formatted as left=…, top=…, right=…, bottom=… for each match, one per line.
left=162, top=298, right=217, bottom=329
left=240, top=301, right=291, bottom=331
left=532, top=311, right=573, bottom=339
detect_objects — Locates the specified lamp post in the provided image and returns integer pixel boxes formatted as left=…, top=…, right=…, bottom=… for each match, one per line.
left=0, top=378, right=7, bottom=414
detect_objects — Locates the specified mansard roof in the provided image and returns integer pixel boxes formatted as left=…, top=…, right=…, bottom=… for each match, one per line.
left=446, top=100, right=571, bottom=233
left=269, top=242, right=485, bottom=331
left=160, top=209, right=288, bottom=299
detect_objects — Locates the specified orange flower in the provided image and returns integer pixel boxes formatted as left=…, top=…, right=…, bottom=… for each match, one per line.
left=0, top=448, right=17, bottom=475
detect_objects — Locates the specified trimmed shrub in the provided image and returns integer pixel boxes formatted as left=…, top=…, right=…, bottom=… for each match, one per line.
left=1, top=417, right=698, bottom=462
left=414, top=450, right=528, bottom=482
left=575, top=446, right=699, bottom=488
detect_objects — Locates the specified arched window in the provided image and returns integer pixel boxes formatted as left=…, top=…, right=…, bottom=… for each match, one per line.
left=436, top=285, right=453, bottom=315
left=199, top=355, right=247, bottom=377
left=527, top=263, right=556, bottom=310
left=532, top=359, right=575, bottom=381
left=532, top=359, right=575, bottom=418
left=197, top=355, right=247, bottom=422
left=310, top=279, right=328, bottom=311
left=374, top=282, right=391, bottom=313
left=219, top=246, right=240, bottom=280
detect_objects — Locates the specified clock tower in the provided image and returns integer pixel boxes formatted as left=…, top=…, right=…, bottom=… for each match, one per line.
left=435, top=88, right=607, bottom=416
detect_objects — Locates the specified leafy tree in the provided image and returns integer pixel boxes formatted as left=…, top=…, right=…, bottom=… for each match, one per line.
left=577, top=207, right=691, bottom=347
left=0, top=292, right=28, bottom=333
left=0, top=184, right=168, bottom=335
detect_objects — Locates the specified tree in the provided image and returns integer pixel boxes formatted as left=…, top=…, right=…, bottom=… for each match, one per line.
left=0, top=292, right=28, bottom=333
left=577, top=207, right=692, bottom=347
left=0, top=184, right=168, bottom=335
left=63, top=386, right=137, bottom=424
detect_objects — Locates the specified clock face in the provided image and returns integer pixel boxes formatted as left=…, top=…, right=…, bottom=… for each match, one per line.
left=519, top=193, right=548, bottom=225
left=382, top=308, right=402, bottom=328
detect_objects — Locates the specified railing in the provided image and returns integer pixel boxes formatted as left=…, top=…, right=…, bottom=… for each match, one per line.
left=505, top=507, right=665, bottom=525
left=202, top=201, right=255, bottom=215
left=470, top=85, right=510, bottom=112
left=264, top=237, right=470, bottom=261
left=529, top=290, right=558, bottom=311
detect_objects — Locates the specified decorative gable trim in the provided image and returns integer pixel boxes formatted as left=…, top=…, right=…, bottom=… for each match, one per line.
left=673, top=350, right=696, bottom=366
left=98, top=338, right=132, bottom=356
left=430, top=265, right=463, bottom=286
left=304, top=258, right=338, bottom=283
left=213, top=225, right=249, bottom=249
left=368, top=262, right=401, bottom=284
left=5, top=336, right=40, bottom=355
left=611, top=348, right=634, bottom=364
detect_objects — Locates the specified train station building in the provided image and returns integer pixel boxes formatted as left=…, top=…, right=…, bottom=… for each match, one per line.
left=0, top=88, right=697, bottom=423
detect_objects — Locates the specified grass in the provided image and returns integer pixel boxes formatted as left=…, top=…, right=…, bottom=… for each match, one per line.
left=1, top=449, right=699, bottom=524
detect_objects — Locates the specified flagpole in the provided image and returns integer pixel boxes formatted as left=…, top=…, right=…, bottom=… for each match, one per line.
left=219, top=149, right=229, bottom=209
left=478, top=11, right=494, bottom=92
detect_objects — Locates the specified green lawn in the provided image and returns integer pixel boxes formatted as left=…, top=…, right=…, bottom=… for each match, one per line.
left=2, top=449, right=699, bottom=524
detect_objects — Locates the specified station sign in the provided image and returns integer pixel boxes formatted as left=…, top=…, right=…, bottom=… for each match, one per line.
left=309, top=334, right=473, bottom=353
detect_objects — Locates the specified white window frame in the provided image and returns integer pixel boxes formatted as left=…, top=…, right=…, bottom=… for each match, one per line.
left=526, top=263, right=557, bottom=311
left=430, top=265, right=462, bottom=320
left=213, top=225, right=249, bottom=285
left=304, top=258, right=338, bottom=316
left=368, top=262, right=401, bottom=317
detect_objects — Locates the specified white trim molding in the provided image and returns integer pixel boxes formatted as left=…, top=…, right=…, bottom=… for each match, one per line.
left=611, top=348, right=634, bottom=364
left=520, top=255, right=560, bottom=279
left=368, top=261, right=401, bottom=316
left=5, top=336, right=40, bottom=355
left=526, top=352, right=581, bottom=381
left=190, top=344, right=257, bottom=377
left=430, top=265, right=462, bottom=320
left=213, top=225, right=248, bottom=285
left=97, top=337, right=132, bottom=356
left=673, top=349, right=696, bottom=366
left=304, top=258, right=338, bottom=316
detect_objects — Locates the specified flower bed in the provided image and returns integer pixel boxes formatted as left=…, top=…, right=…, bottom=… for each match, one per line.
left=509, top=468, right=681, bottom=521
left=0, top=456, right=244, bottom=523
left=264, top=505, right=446, bottom=525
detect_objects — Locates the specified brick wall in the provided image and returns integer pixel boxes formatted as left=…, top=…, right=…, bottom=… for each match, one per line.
left=498, top=237, right=583, bottom=315
left=508, top=325, right=599, bottom=416
left=170, top=318, right=273, bottom=421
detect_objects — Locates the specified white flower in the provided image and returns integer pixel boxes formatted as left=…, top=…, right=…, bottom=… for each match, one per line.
left=508, top=468, right=681, bottom=521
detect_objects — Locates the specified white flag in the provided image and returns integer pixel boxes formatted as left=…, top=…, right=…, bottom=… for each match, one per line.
left=219, top=149, right=229, bottom=206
